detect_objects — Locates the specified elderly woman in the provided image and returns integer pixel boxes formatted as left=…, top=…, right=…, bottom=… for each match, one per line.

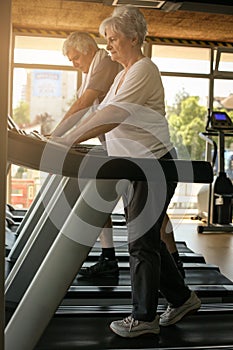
left=52, top=5, right=201, bottom=338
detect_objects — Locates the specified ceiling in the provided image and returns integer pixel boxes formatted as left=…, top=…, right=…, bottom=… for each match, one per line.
left=65, top=0, right=233, bottom=15
left=12, top=0, right=233, bottom=43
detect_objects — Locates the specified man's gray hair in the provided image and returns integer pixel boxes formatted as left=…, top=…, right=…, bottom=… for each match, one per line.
left=63, top=32, right=98, bottom=56
left=99, top=5, right=147, bottom=46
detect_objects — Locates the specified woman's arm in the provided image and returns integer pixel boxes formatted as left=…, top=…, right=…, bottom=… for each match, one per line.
left=51, top=108, right=89, bottom=137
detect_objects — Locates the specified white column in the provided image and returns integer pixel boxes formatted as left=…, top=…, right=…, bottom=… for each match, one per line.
left=5, top=179, right=128, bottom=350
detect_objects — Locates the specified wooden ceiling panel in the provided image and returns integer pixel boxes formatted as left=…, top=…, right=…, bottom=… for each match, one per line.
left=145, top=10, right=233, bottom=42
left=12, top=0, right=233, bottom=43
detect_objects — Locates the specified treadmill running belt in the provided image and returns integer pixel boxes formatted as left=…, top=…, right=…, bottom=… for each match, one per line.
left=36, top=312, right=233, bottom=349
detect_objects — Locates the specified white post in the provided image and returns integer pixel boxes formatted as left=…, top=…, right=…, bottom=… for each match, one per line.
left=5, top=179, right=128, bottom=350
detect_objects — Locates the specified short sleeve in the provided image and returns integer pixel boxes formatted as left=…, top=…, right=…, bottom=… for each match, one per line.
left=86, top=57, right=122, bottom=102
left=104, top=58, right=165, bottom=114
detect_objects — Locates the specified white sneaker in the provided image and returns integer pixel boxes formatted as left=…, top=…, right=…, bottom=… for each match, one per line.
left=110, top=315, right=160, bottom=338
left=159, top=291, right=201, bottom=326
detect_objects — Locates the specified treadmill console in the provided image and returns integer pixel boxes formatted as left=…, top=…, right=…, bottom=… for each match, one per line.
left=209, top=111, right=233, bottom=131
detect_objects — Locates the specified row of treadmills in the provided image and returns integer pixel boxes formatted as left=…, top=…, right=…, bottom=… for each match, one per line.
left=4, top=176, right=233, bottom=350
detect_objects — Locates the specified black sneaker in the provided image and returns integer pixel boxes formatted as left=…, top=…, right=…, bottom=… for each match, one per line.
left=176, top=259, right=185, bottom=278
left=79, top=258, right=119, bottom=278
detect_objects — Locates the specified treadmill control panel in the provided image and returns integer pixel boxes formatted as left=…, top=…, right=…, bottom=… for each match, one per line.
left=210, top=111, right=233, bottom=130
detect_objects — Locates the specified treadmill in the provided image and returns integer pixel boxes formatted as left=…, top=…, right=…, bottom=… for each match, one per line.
left=6, top=127, right=233, bottom=350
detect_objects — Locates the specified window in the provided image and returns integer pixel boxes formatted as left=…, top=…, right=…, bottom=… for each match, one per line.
left=13, top=67, right=77, bottom=131
left=151, top=44, right=232, bottom=215
left=162, top=76, right=209, bottom=107
left=214, top=48, right=233, bottom=74
left=9, top=35, right=233, bottom=215
left=213, top=49, right=233, bottom=154
left=10, top=35, right=80, bottom=208
left=14, top=36, right=71, bottom=66
left=13, top=36, right=78, bottom=131
left=151, top=45, right=211, bottom=163
left=152, top=45, right=211, bottom=74
left=214, top=79, right=233, bottom=110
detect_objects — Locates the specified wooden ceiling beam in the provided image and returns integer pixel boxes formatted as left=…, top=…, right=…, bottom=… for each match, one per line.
left=12, top=0, right=233, bottom=43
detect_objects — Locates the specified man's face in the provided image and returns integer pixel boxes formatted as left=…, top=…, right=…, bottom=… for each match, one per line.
left=67, top=47, right=92, bottom=73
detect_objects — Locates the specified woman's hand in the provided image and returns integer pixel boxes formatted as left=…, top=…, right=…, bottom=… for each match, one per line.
left=49, top=135, right=70, bottom=146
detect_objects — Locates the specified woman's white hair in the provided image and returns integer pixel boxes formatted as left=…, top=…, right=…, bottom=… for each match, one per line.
left=63, top=32, right=98, bottom=56
left=99, top=5, right=147, bottom=46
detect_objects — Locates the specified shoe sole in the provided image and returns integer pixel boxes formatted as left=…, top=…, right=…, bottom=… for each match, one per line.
left=110, top=325, right=160, bottom=338
left=159, top=302, right=201, bottom=327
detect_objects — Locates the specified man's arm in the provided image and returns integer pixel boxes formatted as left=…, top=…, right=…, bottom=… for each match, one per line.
left=63, top=88, right=101, bottom=121
left=51, top=105, right=129, bottom=145
left=53, top=88, right=102, bottom=136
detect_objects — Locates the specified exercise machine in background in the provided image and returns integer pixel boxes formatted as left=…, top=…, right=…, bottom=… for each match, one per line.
left=197, top=110, right=233, bottom=233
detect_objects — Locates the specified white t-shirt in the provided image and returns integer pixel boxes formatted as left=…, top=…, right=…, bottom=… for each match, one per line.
left=98, top=57, right=173, bottom=158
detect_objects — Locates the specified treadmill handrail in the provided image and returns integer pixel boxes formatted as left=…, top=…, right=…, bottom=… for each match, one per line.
left=8, top=130, right=213, bottom=184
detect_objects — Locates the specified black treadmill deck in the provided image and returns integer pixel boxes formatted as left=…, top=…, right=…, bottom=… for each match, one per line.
left=36, top=311, right=233, bottom=349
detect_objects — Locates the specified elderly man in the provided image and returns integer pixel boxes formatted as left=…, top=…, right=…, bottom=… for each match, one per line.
left=54, top=31, right=122, bottom=128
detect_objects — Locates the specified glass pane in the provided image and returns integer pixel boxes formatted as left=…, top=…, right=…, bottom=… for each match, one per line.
left=14, top=36, right=71, bottom=66
left=213, top=78, right=233, bottom=171
left=10, top=165, right=47, bottom=209
left=10, top=36, right=82, bottom=209
left=213, top=79, right=233, bottom=110
left=162, top=76, right=209, bottom=159
left=152, top=45, right=211, bottom=74
left=162, top=76, right=209, bottom=107
left=12, top=67, right=78, bottom=133
left=162, top=76, right=209, bottom=213
left=218, top=52, right=233, bottom=72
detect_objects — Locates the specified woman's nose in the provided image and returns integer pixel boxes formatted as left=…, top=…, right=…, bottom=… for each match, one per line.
left=106, top=42, right=112, bottom=51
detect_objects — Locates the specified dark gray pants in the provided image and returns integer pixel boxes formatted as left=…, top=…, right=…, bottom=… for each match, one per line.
left=123, top=151, right=191, bottom=321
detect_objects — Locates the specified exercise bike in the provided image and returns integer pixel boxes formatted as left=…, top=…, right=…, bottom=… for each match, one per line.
left=197, top=110, right=233, bottom=234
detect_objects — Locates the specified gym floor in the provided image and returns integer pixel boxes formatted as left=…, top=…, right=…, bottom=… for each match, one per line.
left=172, top=218, right=233, bottom=282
